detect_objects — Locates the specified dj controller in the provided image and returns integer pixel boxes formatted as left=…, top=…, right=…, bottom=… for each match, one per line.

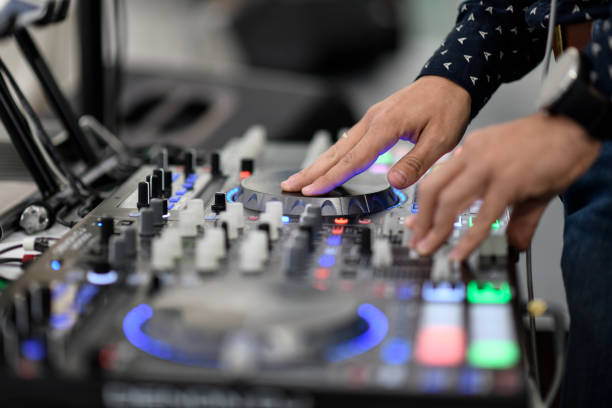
left=0, top=128, right=527, bottom=407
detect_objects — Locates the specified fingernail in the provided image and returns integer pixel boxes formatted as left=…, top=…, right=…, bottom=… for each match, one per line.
left=388, top=170, right=408, bottom=187
left=449, top=248, right=461, bottom=261
left=302, top=185, right=314, bottom=195
left=405, top=216, right=416, bottom=228
left=417, top=238, right=431, bottom=254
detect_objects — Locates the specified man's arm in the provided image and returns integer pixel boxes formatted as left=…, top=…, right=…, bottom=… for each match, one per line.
left=419, top=0, right=547, bottom=119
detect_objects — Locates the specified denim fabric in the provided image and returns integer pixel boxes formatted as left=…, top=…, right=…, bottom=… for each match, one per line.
left=561, top=140, right=612, bottom=407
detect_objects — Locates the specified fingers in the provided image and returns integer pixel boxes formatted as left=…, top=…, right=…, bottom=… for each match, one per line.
left=450, top=187, right=509, bottom=260
left=301, top=128, right=394, bottom=195
left=409, top=156, right=465, bottom=247
left=506, top=199, right=549, bottom=250
left=414, top=169, right=487, bottom=255
left=387, top=127, right=451, bottom=189
left=281, top=115, right=371, bottom=192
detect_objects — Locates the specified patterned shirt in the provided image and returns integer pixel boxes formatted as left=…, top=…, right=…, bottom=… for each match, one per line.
left=418, top=0, right=612, bottom=119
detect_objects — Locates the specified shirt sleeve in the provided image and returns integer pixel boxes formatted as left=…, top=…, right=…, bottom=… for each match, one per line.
left=417, top=1, right=548, bottom=119
left=583, top=10, right=612, bottom=101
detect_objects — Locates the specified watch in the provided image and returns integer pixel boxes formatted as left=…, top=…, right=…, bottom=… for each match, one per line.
left=538, top=47, right=612, bottom=141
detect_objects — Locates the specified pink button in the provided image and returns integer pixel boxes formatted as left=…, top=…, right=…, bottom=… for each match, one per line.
left=415, top=326, right=466, bottom=367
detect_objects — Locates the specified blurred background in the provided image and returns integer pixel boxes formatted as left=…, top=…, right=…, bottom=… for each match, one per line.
left=0, top=0, right=566, bottom=327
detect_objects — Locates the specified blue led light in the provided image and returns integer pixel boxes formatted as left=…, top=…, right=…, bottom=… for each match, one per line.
left=411, top=202, right=419, bottom=214
left=226, top=187, right=239, bottom=203
left=390, top=188, right=407, bottom=209
left=50, top=312, right=76, bottom=331
left=318, top=254, right=336, bottom=268
left=169, top=196, right=180, bottom=203
left=380, top=338, right=411, bottom=365
left=327, top=235, right=342, bottom=246
left=123, top=304, right=213, bottom=367
left=97, top=222, right=103, bottom=227
left=324, top=247, right=338, bottom=255
left=167, top=203, right=175, bottom=210
left=50, top=260, right=61, bottom=271
left=421, top=281, right=465, bottom=303
left=175, top=189, right=187, bottom=196
left=282, top=216, right=290, bottom=224
left=172, top=173, right=180, bottom=182
left=459, top=369, right=484, bottom=395
left=396, top=284, right=414, bottom=301
left=454, top=216, right=462, bottom=229
left=182, top=183, right=193, bottom=189
left=86, top=270, right=118, bottom=286
left=186, top=174, right=197, bottom=183
left=74, top=285, right=99, bottom=313
left=21, top=339, right=46, bottom=361
left=326, top=303, right=389, bottom=362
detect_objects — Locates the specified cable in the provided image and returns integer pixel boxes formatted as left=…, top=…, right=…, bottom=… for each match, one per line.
left=0, top=258, right=22, bottom=264
left=542, top=0, right=559, bottom=81
left=525, top=0, right=559, bottom=395
left=0, top=244, right=22, bottom=256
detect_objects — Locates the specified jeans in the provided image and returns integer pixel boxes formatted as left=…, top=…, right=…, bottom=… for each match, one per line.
left=560, top=141, right=612, bottom=407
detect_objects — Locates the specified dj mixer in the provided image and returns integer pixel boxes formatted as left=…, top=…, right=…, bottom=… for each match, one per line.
left=0, top=128, right=527, bottom=407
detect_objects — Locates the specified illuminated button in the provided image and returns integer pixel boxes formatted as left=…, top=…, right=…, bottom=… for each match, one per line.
left=411, top=202, right=419, bottom=214
left=469, top=216, right=502, bottom=230
left=469, top=216, right=474, bottom=228
left=468, top=304, right=519, bottom=370
left=467, top=281, right=511, bottom=304
left=167, top=203, right=175, bottom=210
left=331, top=226, right=344, bottom=235
left=396, top=284, right=414, bottom=301
left=169, top=196, right=180, bottom=203
left=318, top=254, right=336, bottom=268
left=282, top=216, right=290, bottom=224
left=454, top=216, right=462, bottom=228
left=324, top=247, right=338, bottom=255
left=182, top=183, right=193, bottom=189
left=358, top=218, right=371, bottom=225
left=415, top=326, right=465, bottom=366
left=239, top=171, right=251, bottom=179
left=315, top=268, right=331, bottom=280
left=248, top=216, right=259, bottom=221
left=421, top=281, right=465, bottom=303
left=327, top=235, right=342, bottom=246
left=380, top=338, right=411, bottom=365
left=491, top=219, right=501, bottom=229
left=50, top=260, right=61, bottom=271
left=467, top=340, right=520, bottom=370
left=175, top=189, right=187, bottom=196
left=334, top=218, right=349, bottom=225
left=415, top=303, right=465, bottom=367
left=21, top=339, right=46, bottom=361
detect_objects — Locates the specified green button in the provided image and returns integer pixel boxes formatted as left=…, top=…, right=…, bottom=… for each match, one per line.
left=0, top=279, right=7, bottom=291
left=468, top=216, right=501, bottom=230
left=468, top=340, right=520, bottom=369
left=375, top=152, right=394, bottom=165
left=467, top=281, right=511, bottom=304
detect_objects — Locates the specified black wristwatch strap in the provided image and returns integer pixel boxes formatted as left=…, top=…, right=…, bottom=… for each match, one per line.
left=550, top=70, right=612, bottom=141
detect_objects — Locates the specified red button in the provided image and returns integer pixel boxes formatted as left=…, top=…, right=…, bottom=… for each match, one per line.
left=331, top=226, right=344, bottom=235
left=358, top=218, right=372, bottom=225
left=248, top=216, right=259, bottom=221
left=240, top=171, right=251, bottom=179
left=315, top=268, right=331, bottom=280
left=334, top=218, right=349, bottom=225
left=415, top=326, right=466, bottom=367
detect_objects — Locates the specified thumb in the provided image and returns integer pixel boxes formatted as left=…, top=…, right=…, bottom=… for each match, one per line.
left=387, top=130, right=448, bottom=189
left=506, top=199, right=549, bottom=251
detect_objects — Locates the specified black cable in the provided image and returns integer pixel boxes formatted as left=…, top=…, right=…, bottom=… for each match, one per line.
left=0, top=257, right=21, bottom=264
left=0, top=244, right=21, bottom=256
left=55, top=202, right=78, bottom=228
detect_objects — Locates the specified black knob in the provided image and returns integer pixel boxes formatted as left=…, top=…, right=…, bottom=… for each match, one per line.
left=151, top=173, right=162, bottom=199
left=360, top=227, right=372, bottom=255
left=137, top=182, right=150, bottom=209
left=156, top=148, right=168, bottom=170
left=29, top=283, right=51, bottom=325
left=98, top=217, right=114, bottom=247
left=211, top=152, right=221, bottom=176
left=163, top=170, right=173, bottom=198
left=145, top=175, right=152, bottom=199
left=221, top=222, right=231, bottom=250
left=162, top=199, right=168, bottom=216
left=184, top=150, right=195, bottom=177
left=211, top=192, right=226, bottom=213
left=241, top=158, right=254, bottom=175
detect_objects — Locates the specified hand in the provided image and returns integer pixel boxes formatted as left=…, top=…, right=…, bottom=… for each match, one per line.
left=407, top=113, right=602, bottom=260
left=280, top=76, right=472, bottom=195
